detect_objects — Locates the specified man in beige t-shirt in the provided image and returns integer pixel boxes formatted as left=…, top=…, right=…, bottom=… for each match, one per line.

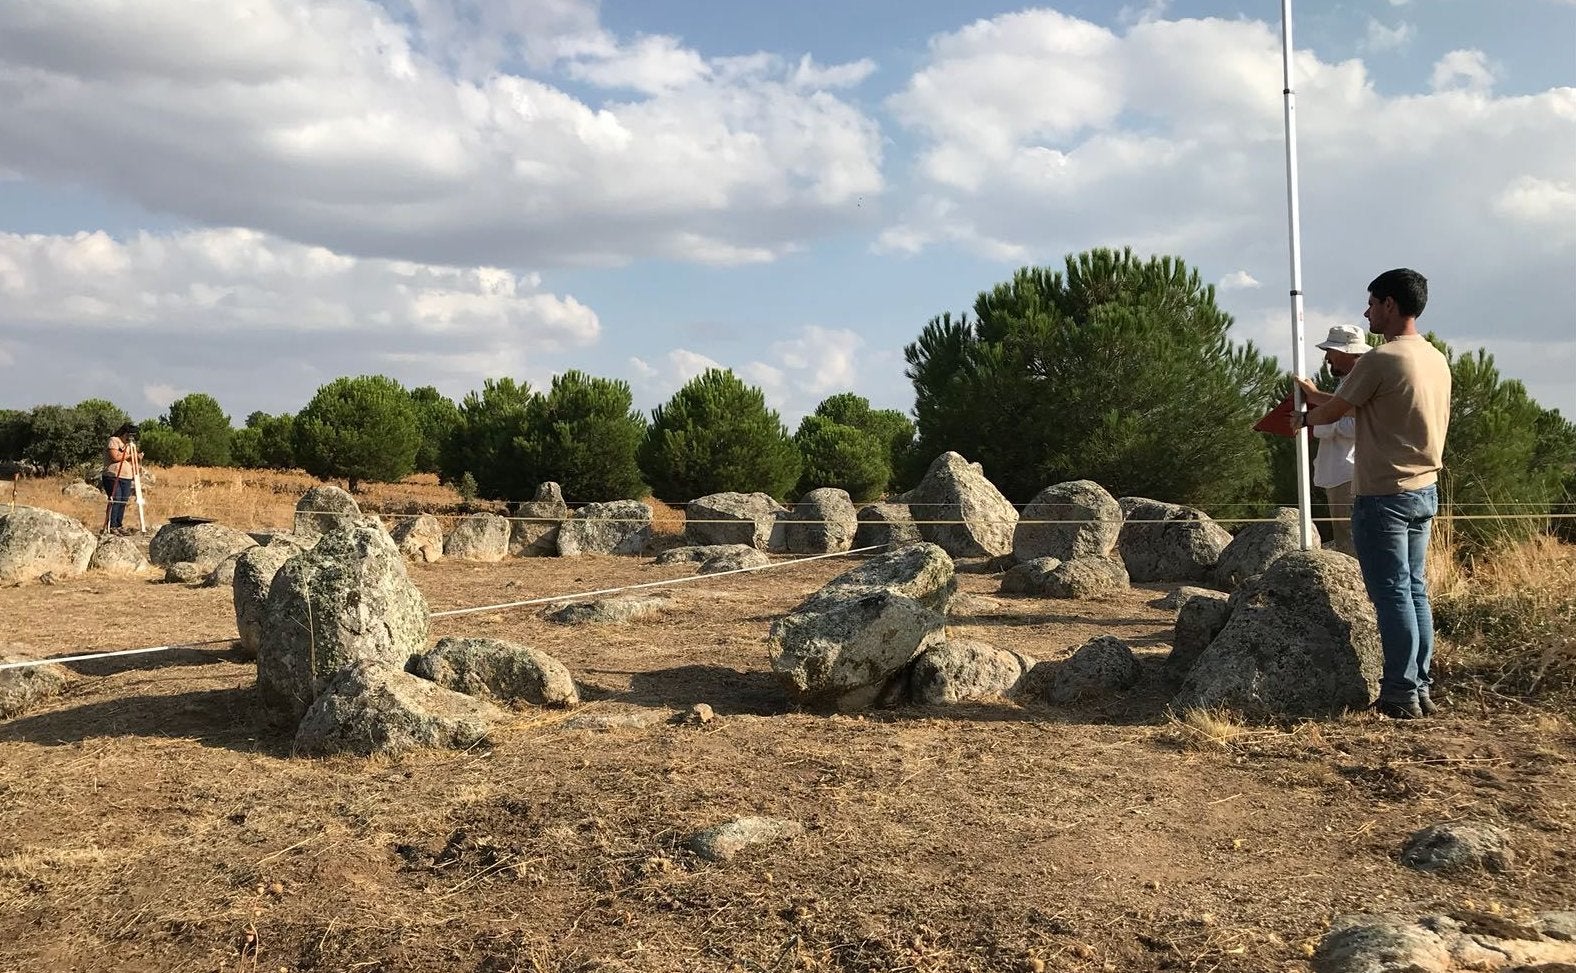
left=1292, top=269, right=1451, bottom=720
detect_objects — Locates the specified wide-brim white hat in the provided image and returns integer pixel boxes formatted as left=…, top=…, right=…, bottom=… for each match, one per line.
left=1315, top=324, right=1371, bottom=355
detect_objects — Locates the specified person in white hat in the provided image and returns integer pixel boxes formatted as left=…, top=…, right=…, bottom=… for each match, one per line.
left=1294, top=323, right=1371, bottom=551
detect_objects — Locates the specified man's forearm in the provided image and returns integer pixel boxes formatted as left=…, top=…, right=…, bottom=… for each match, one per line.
left=1306, top=396, right=1355, bottom=426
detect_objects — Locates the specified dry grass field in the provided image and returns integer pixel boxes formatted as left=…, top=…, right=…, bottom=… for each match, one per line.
left=2, top=467, right=1574, bottom=973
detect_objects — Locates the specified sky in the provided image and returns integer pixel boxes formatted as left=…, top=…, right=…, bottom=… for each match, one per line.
left=1, top=0, right=1572, bottom=429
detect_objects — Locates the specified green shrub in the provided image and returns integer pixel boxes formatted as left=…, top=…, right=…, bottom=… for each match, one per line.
left=639, top=369, right=800, bottom=501
left=793, top=415, right=889, bottom=501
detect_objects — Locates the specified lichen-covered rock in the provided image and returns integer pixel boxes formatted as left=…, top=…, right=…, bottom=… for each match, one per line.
left=689, top=817, right=804, bottom=863
left=906, top=452, right=1017, bottom=558
left=1117, top=497, right=1234, bottom=583
left=1399, top=822, right=1513, bottom=874
left=684, top=493, right=786, bottom=550
left=1314, top=911, right=1576, bottom=973
left=654, top=544, right=755, bottom=565
left=204, top=551, right=244, bottom=588
left=232, top=544, right=303, bottom=661
left=63, top=481, right=104, bottom=502
left=1166, top=590, right=1232, bottom=678
left=294, top=662, right=505, bottom=758
left=1173, top=550, right=1378, bottom=718
left=147, top=521, right=256, bottom=572
left=1212, top=507, right=1315, bottom=591
left=853, top=502, right=922, bottom=551
left=390, top=514, right=444, bottom=564
left=557, top=500, right=652, bottom=556
left=908, top=639, right=1035, bottom=705
left=1154, top=585, right=1220, bottom=610
left=163, top=561, right=206, bottom=584
left=511, top=482, right=570, bottom=556
left=698, top=547, right=771, bottom=574
left=998, top=557, right=1062, bottom=595
left=782, top=488, right=858, bottom=554
left=0, top=506, right=97, bottom=584
left=1044, top=635, right=1141, bottom=703
left=257, top=524, right=429, bottom=721
left=293, top=485, right=362, bottom=539
left=444, top=513, right=510, bottom=562
left=0, top=650, right=71, bottom=719
left=546, top=596, right=672, bottom=625
left=768, top=543, right=956, bottom=710
left=1014, top=480, right=1122, bottom=563
left=408, top=636, right=578, bottom=708
left=88, top=535, right=148, bottom=576
left=1041, top=557, right=1129, bottom=599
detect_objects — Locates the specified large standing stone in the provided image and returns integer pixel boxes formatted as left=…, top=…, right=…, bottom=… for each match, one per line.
left=1013, top=480, right=1122, bottom=563
left=443, top=513, right=511, bottom=562
left=294, top=662, right=505, bottom=758
left=408, top=636, right=579, bottom=708
left=1166, top=590, right=1232, bottom=678
left=390, top=514, right=444, bottom=564
left=232, top=544, right=304, bottom=661
left=853, top=503, right=922, bottom=550
left=557, top=500, right=652, bottom=556
left=768, top=543, right=956, bottom=710
left=907, top=639, right=1035, bottom=705
left=906, top=453, right=1017, bottom=558
left=1043, top=635, right=1141, bottom=703
left=511, top=482, right=570, bottom=556
left=147, top=521, right=257, bottom=573
left=1172, top=550, right=1379, bottom=718
left=88, top=535, right=148, bottom=575
left=782, top=488, right=858, bottom=554
left=256, top=524, right=430, bottom=721
left=1212, top=507, right=1315, bottom=591
left=1117, top=497, right=1234, bottom=583
left=685, top=493, right=786, bottom=549
left=0, top=506, right=97, bottom=584
left=0, top=650, right=71, bottom=719
left=293, top=485, right=362, bottom=539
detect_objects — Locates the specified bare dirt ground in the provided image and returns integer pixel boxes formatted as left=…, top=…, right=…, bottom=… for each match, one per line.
left=3, top=510, right=1575, bottom=971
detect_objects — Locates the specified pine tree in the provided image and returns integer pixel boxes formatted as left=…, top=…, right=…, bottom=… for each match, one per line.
left=166, top=393, right=233, bottom=467
left=518, top=370, right=648, bottom=501
left=904, top=247, right=1281, bottom=506
left=293, top=375, right=420, bottom=491
left=793, top=414, right=889, bottom=501
left=639, top=369, right=801, bottom=500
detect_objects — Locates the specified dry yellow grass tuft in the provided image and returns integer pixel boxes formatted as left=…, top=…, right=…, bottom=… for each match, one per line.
left=1160, top=707, right=1254, bottom=750
left=1433, top=533, right=1576, bottom=700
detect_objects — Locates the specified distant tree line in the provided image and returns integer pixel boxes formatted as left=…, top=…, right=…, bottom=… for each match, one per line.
left=4, top=247, right=1570, bottom=541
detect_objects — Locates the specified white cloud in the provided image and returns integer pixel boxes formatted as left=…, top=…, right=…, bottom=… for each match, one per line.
left=790, top=55, right=877, bottom=90
left=881, top=9, right=1576, bottom=393
left=1220, top=270, right=1261, bottom=291
left=1430, top=49, right=1497, bottom=94
left=0, top=227, right=599, bottom=416
left=1361, top=19, right=1415, bottom=53
left=142, top=384, right=180, bottom=411
left=1493, top=176, right=1576, bottom=246
left=0, top=0, right=884, bottom=269
left=622, top=327, right=873, bottom=423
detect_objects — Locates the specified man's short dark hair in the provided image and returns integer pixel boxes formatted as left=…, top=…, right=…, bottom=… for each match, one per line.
left=114, top=422, right=139, bottom=440
left=1368, top=268, right=1428, bottom=318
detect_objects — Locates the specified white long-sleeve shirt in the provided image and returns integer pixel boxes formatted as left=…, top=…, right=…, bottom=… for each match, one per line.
left=1311, top=415, right=1357, bottom=488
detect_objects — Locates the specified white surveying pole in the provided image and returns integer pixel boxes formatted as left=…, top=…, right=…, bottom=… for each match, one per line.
left=1280, top=0, right=1316, bottom=550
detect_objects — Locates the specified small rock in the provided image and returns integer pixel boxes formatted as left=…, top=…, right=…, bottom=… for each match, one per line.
left=1399, top=822, right=1513, bottom=874
left=546, top=596, right=672, bottom=625
left=682, top=703, right=715, bottom=725
left=163, top=561, right=205, bottom=584
left=689, top=816, right=804, bottom=862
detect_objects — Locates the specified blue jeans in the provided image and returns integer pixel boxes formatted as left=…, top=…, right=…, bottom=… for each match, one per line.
left=1351, top=484, right=1438, bottom=704
left=101, top=474, right=134, bottom=529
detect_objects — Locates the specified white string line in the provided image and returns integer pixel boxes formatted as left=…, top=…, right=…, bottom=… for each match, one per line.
left=429, top=544, right=884, bottom=620
left=289, top=509, right=1576, bottom=526
left=0, top=544, right=885, bottom=673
